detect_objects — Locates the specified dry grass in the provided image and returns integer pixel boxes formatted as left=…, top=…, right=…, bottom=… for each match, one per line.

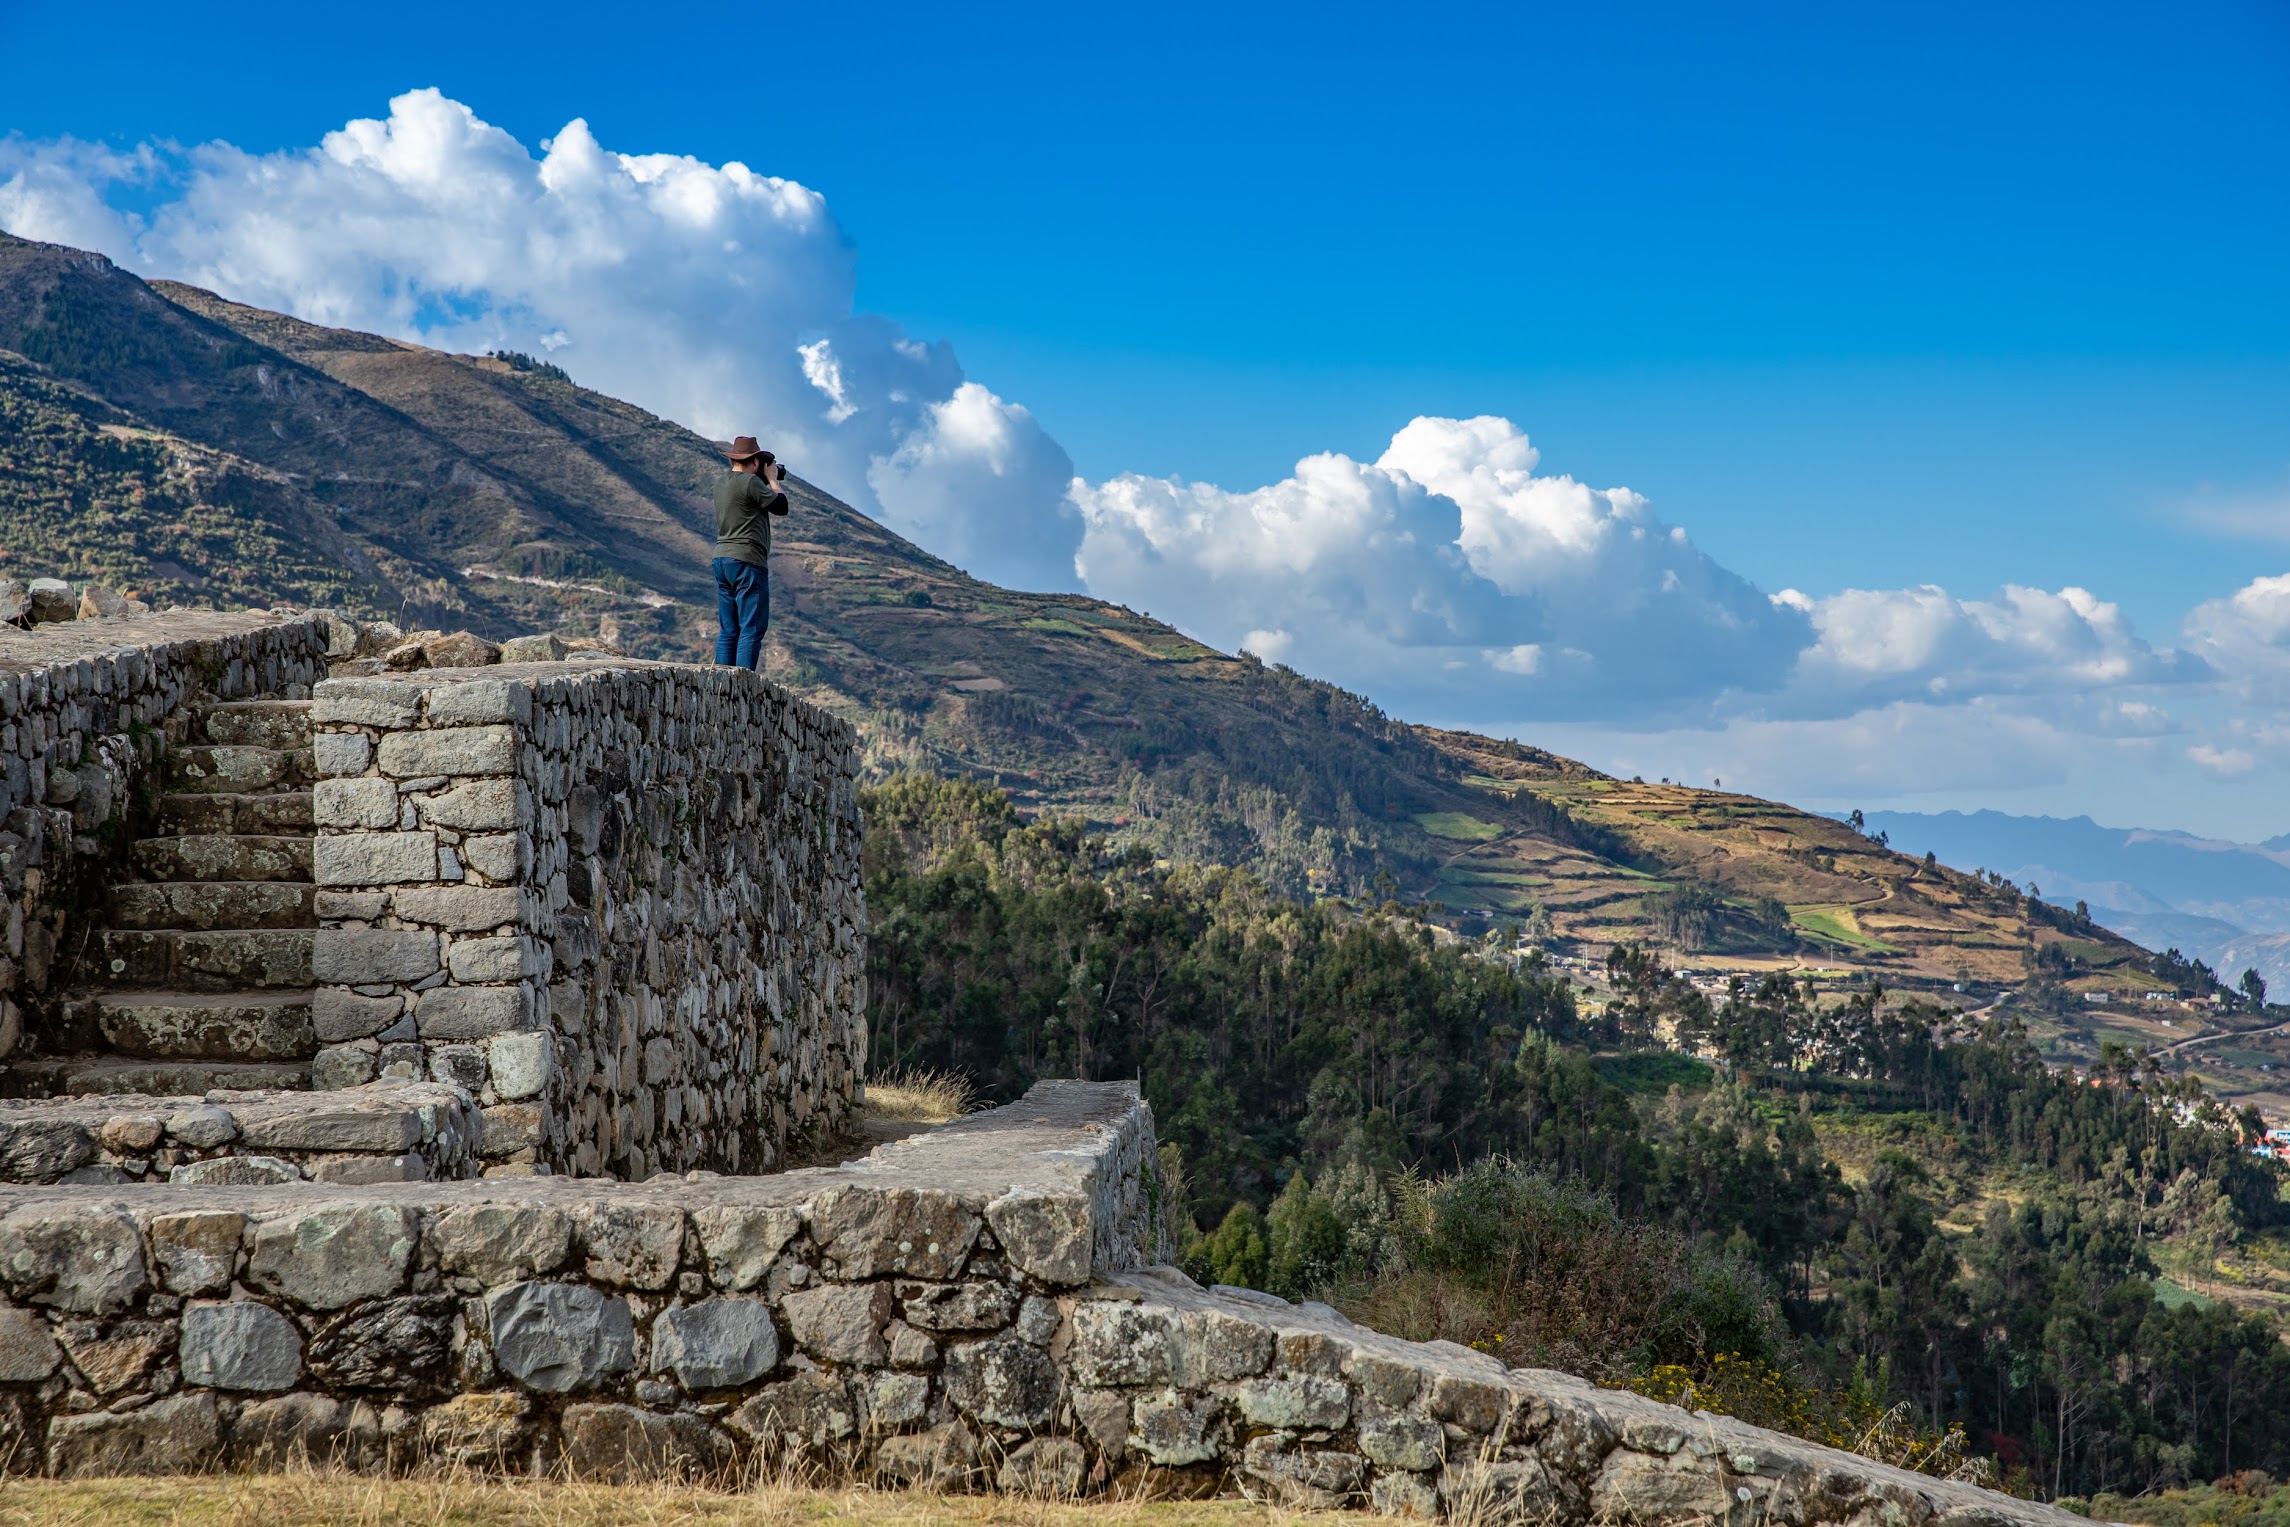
left=863, top=1069, right=977, bottom=1125
left=0, top=1474, right=1324, bottom=1527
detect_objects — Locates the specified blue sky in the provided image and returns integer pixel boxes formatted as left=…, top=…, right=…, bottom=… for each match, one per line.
left=4, top=0, right=2288, bottom=835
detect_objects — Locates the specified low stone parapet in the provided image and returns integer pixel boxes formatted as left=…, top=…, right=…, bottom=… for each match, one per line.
left=0, top=1080, right=2080, bottom=1525
left=304, top=661, right=864, bottom=1178
left=0, top=1081, right=480, bottom=1185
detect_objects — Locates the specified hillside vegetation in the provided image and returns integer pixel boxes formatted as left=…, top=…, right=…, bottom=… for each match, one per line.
left=0, top=229, right=2157, bottom=994
left=864, top=772, right=2290, bottom=1500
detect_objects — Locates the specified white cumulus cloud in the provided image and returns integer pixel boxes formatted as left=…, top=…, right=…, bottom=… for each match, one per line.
left=0, top=90, right=1079, bottom=592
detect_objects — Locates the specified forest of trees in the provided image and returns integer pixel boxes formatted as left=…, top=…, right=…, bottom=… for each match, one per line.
left=862, top=773, right=2290, bottom=1501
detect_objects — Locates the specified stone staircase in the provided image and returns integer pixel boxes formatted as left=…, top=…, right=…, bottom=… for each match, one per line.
left=16, top=699, right=319, bottom=1098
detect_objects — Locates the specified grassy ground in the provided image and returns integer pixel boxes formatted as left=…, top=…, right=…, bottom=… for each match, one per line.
left=0, top=1476, right=1320, bottom=1527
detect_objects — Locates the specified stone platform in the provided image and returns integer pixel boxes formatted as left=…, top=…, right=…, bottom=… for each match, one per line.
left=0, top=1080, right=2084, bottom=1525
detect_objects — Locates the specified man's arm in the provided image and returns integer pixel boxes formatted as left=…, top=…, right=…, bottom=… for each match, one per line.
left=761, top=462, right=791, bottom=516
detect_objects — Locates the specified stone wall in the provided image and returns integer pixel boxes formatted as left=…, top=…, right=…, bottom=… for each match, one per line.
left=0, top=1080, right=2079, bottom=1527
left=0, top=1083, right=480, bottom=1186
left=0, top=613, right=330, bottom=1065
left=305, top=662, right=864, bottom=1179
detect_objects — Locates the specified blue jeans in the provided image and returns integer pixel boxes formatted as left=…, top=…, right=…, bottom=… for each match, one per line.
left=713, top=557, right=769, bottom=669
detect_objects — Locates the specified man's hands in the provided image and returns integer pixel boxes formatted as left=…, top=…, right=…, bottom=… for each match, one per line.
left=764, top=459, right=784, bottom=488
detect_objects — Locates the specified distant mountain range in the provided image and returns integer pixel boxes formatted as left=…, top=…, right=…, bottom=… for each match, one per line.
left=1863, top=809, right=2290, bottom=988
left=0, top=228, right=2157, bottom=989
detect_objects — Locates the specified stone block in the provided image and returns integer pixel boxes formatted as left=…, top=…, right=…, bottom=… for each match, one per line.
left=313, top=778, right=398, bottom=829
left=1132, top=1391, right=1222, bottom=1467
left=420, top=1391, right=531, bottom=1465
left=392, top=885, right=523, bottom=931
left=314, top=928, right=440, bottom=984
left=460, top=832, right=527, bottom=881
left=312, top=680, right=423, bottom=728
left=313, top=989, right=402, bottom=1042
left=180, top=1301, right=304, bottom=1391
left=1360, top=1413, right=1446, bottom=1472
left=499, top=634, right=569, bottom=663
left=306, top=1295, right=457, bottom=1391
left=872, top=1419, right=978, bottom=1489
left=167, top=1104, right=240, bottom=1150
left=416, top=983, right=533, bottom=1040
left=1591, top=1448, right=1742, bottom=1523
left=864, top=1370, right=930, bottom=1430
left=247, top=1203, right=416, bottom=1309
left=579, top=1204, right=686, bottom=1288
left=1178, top=1307, right=1274, bottom=1382
left=653, top=1297, right=780, bottom=1390
left=1016, top=1294, right=1061, bottom=1345
left=230, top=1393, right=355, bottom=1470
left=418, top=777, right=527, bottom=832
left=311, top=1047, right=378, bottom=1090
left=1071, top=1388, right=1129, bottom=1457
left=1070, top=1300, right=1176, bottom=1387
left=810, top=1185, right=980, bottom=1279
left=691, top=1204, right=803, bottom=1291
left=943, top=1335, right=1060, bottom=1429
left=1371, top=1473, right=1442, bottom=1518
left=481, top=1103, right=542, bottom=1157
left=1429, top=1371, right=1510, bottom=1434
left=59, top=1319, right=171, bottom=1394
left=782, top=1281, right=892, bottom=1365
left=0, top=1203, right=146, bottom=1314
left=1352, top=1351, right=1424, bottom=1408
left=48, top=1391, right=220, bottom=1478
left=985, top=1188, right=1092, bottom=1285
left=312, top=732, right=372, bottom=777
left=425, top=680, right=532, bottom=727
left=1237, top=1373, right=1350, bottom=1431
left=729, top=1372, right=857, bottom=1451
left=449, top=935, right=541, bottom=982
left=431, top=1205, right=574, bottom=1283
left=560, top=1403, right=735, bottom=1483
left=1242, top=1435, right=1368, bottom=1510
left=314, top=831, right=437, bottom=886
left=377, top=725, right=515, bottom=778
left=486, top=1281, right=635, bottom=1392
left=487, top=1031, right=551, bottom=1100
left=0, top=1303, right=61, bottom=1381
left=172, top=1155, right=301, bottom=1186
left=900, top=1280, right=1018, bottom=1333
left=151, top=1211, right=244, bottom=1296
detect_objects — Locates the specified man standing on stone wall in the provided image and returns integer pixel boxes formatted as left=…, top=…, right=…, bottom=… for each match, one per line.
left=713, top=435, right=790, bottom=670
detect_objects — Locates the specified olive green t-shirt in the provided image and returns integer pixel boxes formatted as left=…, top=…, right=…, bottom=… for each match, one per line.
left=714, top=471, right=789, bottom=568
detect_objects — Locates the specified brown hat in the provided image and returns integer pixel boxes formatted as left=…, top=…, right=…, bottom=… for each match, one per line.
left=722, top=435, right=767, bottom=462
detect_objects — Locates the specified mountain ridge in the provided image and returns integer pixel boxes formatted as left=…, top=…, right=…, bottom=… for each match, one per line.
left=0, top=229, right=2159, bottom=996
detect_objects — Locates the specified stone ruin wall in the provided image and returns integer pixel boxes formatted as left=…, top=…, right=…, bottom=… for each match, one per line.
left=305, top=663, right=865, bottom=1179
left=0, top=613, right=331, bottom=1067
left=0, top=1080, right=2084, bottom=1527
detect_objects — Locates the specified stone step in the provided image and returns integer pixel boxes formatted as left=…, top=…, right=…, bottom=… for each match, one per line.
left=129, top=834, right=312, bottom=883
left=3, top=1057, right=309, bottom=1098
left=200, top=699, right=313, bottom=749
left=164, top=745, right=314, bottom=794
left=88, top=929, right=313, bottom=991
left=155, top=792, right=314, bottom=836
left=109, top=881, right=316, bottom=932
left=92, top=990, right=315, bottom=1060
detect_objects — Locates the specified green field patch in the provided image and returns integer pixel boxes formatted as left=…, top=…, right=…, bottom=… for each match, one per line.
left=1790, top=906, right=1902, bottom=953
left=2152, top=1278, right=2212, bottom=1311
left=1019, top=618, right=1093, bottom=638
left=1598, top=1052, right=1715, bottom=1095
left=1415, top=812, right=1502, bottom=841
left=1442, top=869, right=1542, bottom=886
